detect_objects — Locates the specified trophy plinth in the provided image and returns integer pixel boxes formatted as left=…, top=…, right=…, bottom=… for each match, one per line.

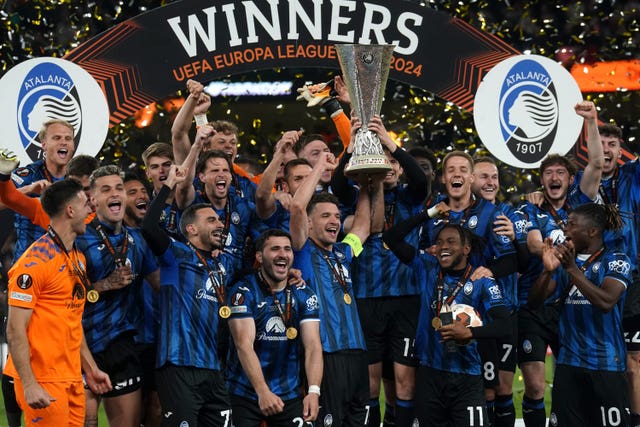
left=335, top=44, right=395, bottom=178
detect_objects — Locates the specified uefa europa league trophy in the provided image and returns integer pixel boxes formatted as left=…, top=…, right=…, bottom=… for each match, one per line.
left=335, top=44, right=395, bottom=177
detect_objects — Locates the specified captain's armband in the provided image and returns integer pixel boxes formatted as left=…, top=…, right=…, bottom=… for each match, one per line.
left=342, top=233, right=363, bottom=257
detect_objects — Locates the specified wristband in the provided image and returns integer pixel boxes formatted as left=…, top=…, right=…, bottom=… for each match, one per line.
left=194, top=114, right=209, bottom=127
left=427, top=206, right=440, bottom=218
left=308, top=385, right=321, bottom=396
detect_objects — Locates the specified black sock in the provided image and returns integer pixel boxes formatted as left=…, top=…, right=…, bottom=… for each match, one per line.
left=486, top=399, right=495, bottom=426
left=383, top=402, right=396, bottom=427
left=494, top=394, right=515, bottom=427
left=395, top=398, right=414, bottom=427
left=369, top=399, right=381, bottom=427
left=522, top=395, right=546, bottom=427
left=630, top=412, right=640, bottom=427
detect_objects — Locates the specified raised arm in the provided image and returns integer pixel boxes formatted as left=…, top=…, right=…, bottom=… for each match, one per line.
left=575, top=101, right=604, bottom=200
left=290, top=152, right=337, bottom=250
left=175, top=127, right=208, bottom=209
left=142, top=165, right=188, bottom=256
left=368, top=115, right=429, bottom=202
left=256, top=132, right=299, bottom=219
left=172, top=79, right=211, bottom=164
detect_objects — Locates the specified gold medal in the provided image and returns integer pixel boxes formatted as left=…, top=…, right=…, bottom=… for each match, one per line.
left=218, top=305, right=231, bottom=319
left=343, top=293, right=352, bottom=305
left=286, top=327, right=298, bottom=340
left=87, top=289, right=99, bottom=303
left=431, top=317, right=442, bottom=329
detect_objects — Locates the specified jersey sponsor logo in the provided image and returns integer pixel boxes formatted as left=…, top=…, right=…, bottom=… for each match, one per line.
left=10, top=291, right=32, bottom=303
left=468, top=215, right=478, bottom=229
left=17, top=274, right=32, bottom=289
left=257, top=301, right=267, bottom=309
left=59, top=263, right=66, bottom=272
left=566, top=286, right=589, bottom=305
left=433, top=219, right=445, bottom=226
left=548, top=229, right=566, bottom=245
left=463, top=281, right=473, bottom=295
left=474, top=55, right=582, bottom=169
left=522, top=339, right=533, bottom=354
left=306, top=295, right=319, bottom=311
left=163, top=411, right=173, bottom=418
left=265, top=316, right=285, bottom=333
left=514, top=219, right=528, bottom=234
left=488, top=284, right=502, bottom=300
left=257, top=317, right=287, bottom=341
left=608, top=259, right=631, bottom=276
left=196, top=288, right=218, bottom=302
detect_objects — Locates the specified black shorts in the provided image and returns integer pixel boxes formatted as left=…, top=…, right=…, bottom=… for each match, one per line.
left=136, top=343, right=157, bottom=393
left=414, top=366, right=488, bottom=427
left=624, top=314, right=640, bottom=352
left=357, top=296, right=419, bottom=367
left=477, top=312, right=517, bottom=388
left=319, top=351, right=369, bottom=427
left=156, top=364, right=231, bottom=427
left=231, top=394, right=311, bottom=427
left=624, top=273, right=640, bottom=351
left=549, top=365, right=629, bottom=427
left=623, top=271, right=640, bottom=320
left=517, top=305, right=559, bottom=364
left=2, top=374, right=21, bottom=413
left=91, top=332, right=143, bottom=397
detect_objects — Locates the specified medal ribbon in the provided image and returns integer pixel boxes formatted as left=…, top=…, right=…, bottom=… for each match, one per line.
left=384, top=201, right=396, bottom=231
left=599, top=167, right=618, bottom=206
left=47, top=226, right=94, bottom=296
left=189, top=242, right=226, bottom=304
left=443, top=196, right=477, bottom=226
left=257, top=270, right=293, bottom=327
left=435, top=264, right=474, bottom=318
left=541, top=198, right=571, bottom=231
left=90, top=219, right=129, bottom=268
left=312, top=241, right=350, bottom=298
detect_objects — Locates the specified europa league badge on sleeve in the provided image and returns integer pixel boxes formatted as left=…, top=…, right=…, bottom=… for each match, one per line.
left=335, top=44, right=395, bottom=178
left=473, top=54, right=583, bottom=169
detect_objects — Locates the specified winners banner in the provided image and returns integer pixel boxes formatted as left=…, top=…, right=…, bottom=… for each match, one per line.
left=63, top=0, right=520, bottom=126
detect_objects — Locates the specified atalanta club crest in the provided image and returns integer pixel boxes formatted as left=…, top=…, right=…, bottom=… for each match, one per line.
left=0, top=57, right=108, bottom=166
left=498, top=59, right=558, bottom=164
left=474, top=55, right=583, bottom=169
left=17, top=62, right=83, bottom=160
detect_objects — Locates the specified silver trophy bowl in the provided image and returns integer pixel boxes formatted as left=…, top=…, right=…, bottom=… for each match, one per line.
left=335, top=44, right=395, bottom=178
